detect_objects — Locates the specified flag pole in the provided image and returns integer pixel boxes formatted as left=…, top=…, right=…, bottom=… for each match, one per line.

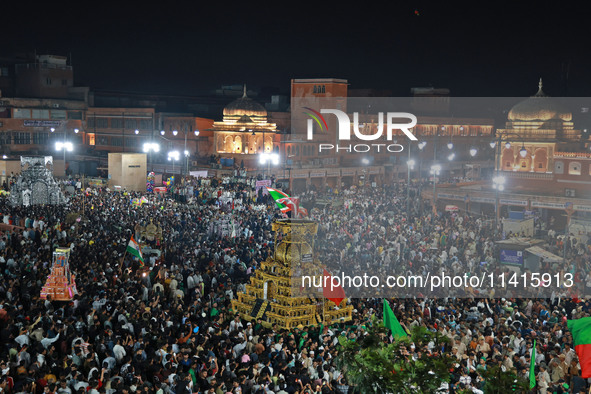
left=119, top=248, right=128, bottom=275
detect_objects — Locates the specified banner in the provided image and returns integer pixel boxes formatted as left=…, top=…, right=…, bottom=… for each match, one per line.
left=500, top=249, right=523, bottom=266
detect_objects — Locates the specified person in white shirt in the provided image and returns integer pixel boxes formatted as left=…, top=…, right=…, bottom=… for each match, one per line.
left=112, top=338, right=127, bottom=362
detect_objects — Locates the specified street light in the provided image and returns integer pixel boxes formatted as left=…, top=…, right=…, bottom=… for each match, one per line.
left=430, top=164, right=441, bottom=222
left=134, top=129, right=139, bottom=135
left=160, top=130, right=165, bottom=136
left=447, top=152, right=455, bottom=161
left=168, top=150, right=180, bottom=174
left=259, top=152, right=280, bottom=177
left=74, top=128, right=79, bottom=134
left=492, top=175, right=506, bottom=233
left=56, top=141, right=73, bottom=176
left=519, top=144, right=527, bottom=158
left=470, top=147, right=478, bottom=157
left=143, top=142, right=160, bottom=172
left=407, top=159, right=415, bottom=221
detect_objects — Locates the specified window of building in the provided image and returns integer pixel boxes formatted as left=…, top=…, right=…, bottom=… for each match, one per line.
left=111, top=118, right=123, bottom=129
left=62, top=79, right=68, bottom=86
left=88, top=134, right=95, bottom=146
left=125, top=119, right=138, bottom=129
left=13, top=108, right=31, bottom=119
left=0, top=67, right=9, bottom=76
left=32, top=109, right=50, bottom=119
left=50, top=110, right=67, bottom=120
left=111, top=137, right=123, bottom=146
left=554, top=161, right=564, bottom=174
left=68, top=111, right=82, bottom=120
left=46, top=78, right=52, bottom=86
left=13, top=132, right=30, bottom=144
left=96, top=136, right=109, bottom=146
left=33, top=132, right=49, bottom=145
left=568, top=161, right=581, bottom=175
left=140, top=119, right=152, bottom=129
left=0, top=132, right=11, bottom=144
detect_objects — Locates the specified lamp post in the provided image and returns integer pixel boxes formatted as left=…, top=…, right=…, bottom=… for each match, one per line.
left=407, top=158, right=415, bottom=221
left=168, top=150, right=180, bottom=174
left=491, top=131, right=527, bottom=236
left=492, top=175, right=506, bottom=235
left=55, top=141, right=73, bottom=177
left=143, top=142, right=160, bottom=172
left=417, top=141, right=427, bottom=215
left=430, top=164, right=441, bottom=222
left=259, top=152, right=279, bottom=178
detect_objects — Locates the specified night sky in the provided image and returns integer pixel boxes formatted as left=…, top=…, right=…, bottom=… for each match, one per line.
left=4, top=1, right=591, bottom=97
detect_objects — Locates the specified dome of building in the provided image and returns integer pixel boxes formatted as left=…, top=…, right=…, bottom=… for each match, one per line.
left=223, top=85, right=267, bottom=118
left=508, top=79, right=572, bottom=122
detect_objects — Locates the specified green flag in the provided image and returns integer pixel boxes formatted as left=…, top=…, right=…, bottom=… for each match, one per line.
left=383, top=299, right=407, bottom=338
left=266, top=187, right=291, bottom=213
left=529, top=339, right=536, bottom=389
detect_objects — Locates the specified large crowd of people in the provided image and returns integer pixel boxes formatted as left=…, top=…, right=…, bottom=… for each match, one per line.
left=0, top=173, right=590, bottom=394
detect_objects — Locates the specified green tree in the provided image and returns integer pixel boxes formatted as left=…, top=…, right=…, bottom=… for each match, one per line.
left=480, top=364, right=530, bottom=394
left=336, top=319, right=454, bottom=393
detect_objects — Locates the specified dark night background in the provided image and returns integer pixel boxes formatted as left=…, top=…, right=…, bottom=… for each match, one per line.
left=3, top=1, right=590, bottom=97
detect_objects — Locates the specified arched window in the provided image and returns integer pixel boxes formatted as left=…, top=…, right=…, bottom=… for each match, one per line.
left=568, top=161, right=581, bottom=175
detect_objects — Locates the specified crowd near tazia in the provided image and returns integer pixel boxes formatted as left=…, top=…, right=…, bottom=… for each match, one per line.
left=0, top=174, right=591, bottom=394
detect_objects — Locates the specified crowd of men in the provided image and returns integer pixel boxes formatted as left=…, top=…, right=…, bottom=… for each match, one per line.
left=0, top=174, right=590, bottom=394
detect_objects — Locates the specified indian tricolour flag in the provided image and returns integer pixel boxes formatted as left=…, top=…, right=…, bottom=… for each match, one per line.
left=568, top=317, right=591, bottom=378
left=126, top=236, right=145, bottom=267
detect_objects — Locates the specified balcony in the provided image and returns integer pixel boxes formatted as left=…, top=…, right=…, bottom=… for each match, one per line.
left=501, top=171, right=554, bottom=180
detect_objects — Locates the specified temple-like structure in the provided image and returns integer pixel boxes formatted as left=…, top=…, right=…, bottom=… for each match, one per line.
left=232, top=219, right=353, bottom=329
left=8, top=156, right=66, bottom=206
left=40, top=248, right=77, bottom=301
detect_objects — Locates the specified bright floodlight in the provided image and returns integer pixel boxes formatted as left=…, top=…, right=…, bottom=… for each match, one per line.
left=2, top=155, right=7, bottom=159
left=168, top=150, right=180, bottom=161
left=447, top=142, right=453, bottom=149
left=135, top=129, right=139, bottom=135
left=407, top=159, right=416, bottom=169
left=160, top=130, right=165, bottom=135
left=143, top=142, right=160, bottom=153
left=361, top=158, right=370, bottom=165
left=50, top=128, right=55, bottom=132
left=490, top=141, right=496, bottom=148
left=470, top=147, right=478, bottom=157
left=173, top=130, right=178, bottom=136
left=505, top=142, right=511, bottom=149
left=194, top=130, right=200, bottom=136
left=184, top=150, right=190, bottom=157
left=74, top=128, right=79, bottom=134
left=447, top=153, right=455, bottom=161
left=492, top=175, right=506, bottom=191
left=259, top=152, right=279, bottom=165
left=430, top=164, right=441, bottom=175
left=56, top=141, right=73, bottom=152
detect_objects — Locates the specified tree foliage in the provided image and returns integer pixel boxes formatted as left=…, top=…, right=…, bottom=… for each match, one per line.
left=336, top=318, right=454, bottom=393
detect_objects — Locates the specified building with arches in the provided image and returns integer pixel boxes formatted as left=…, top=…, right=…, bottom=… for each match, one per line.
left=209, top=86, right=279, bottom=168
left=496, top=79, right=591, bottom=199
